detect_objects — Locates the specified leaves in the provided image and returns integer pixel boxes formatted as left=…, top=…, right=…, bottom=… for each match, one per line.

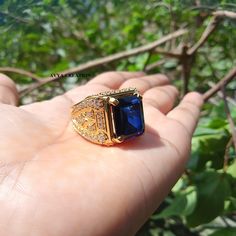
left=190, top=133, right=230, bottom=170
left=189, top=117, right=230, bottom=171
left=227, top=160, right=236, bottom=178
left=186, top=171, right=231, bottom=227
left=209, top=228, right=236, bottom=236
left=153, top=187, right=197, bottom=220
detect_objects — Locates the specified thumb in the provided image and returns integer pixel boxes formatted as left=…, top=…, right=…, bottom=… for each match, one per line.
left=0, top=73, right=19, bottom=105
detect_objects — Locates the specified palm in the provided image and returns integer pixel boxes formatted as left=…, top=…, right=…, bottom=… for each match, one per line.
left=0, top=72, right=202, bottom=236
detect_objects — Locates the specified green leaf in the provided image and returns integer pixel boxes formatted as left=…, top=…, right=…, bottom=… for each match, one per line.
left=152, top=187, right=196, bottom=219
left=227, top=160, right=236, bottom=178
left=193, top=127, right=226, bottom=137
left=152, top=194, right=187, bottom=219
left=183, top=187, right=197, bottom=216
left=189, top=132, right=230, bottom=170
left=208, top=118, right=228, bottom=129
left=224, top=197, right=236, bottom=213
left=186, top=172, right=231, bottom=227
left=209, top=228, right=236, bottom=236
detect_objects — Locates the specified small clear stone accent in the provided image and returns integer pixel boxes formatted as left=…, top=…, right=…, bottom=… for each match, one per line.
left=85, top=110, right=94, bottom=118
left=94, top=99, right=103, bottom=109
left=97, top=88, right=136, bottom=96
left=75, top=116, right=84, bottom=124
left=88, top=123, right=96, bottom=131
left=97, top=133, right=107, bottom=143
left=86, top=99, right=93, bottom=107
left=96, top=112, right=106, bottom=130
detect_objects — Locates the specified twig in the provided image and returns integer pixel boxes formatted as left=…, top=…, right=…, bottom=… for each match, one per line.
left=19, top=28, right=188, bottom=96
left=213, top=10, right=236, bottom=20
left=144, top=59, right=166, bottom=72
left=189, top=6, right=216, bottom=11
left=58, top=16, right=109, bottom=62
left=208, top=81, right=236, bottom=106
left=221, top=216, right=231, bottom=227
left=182, top=10, right=236, bottom=94
left=203, top=53, right=236, bottom=105
left=0, top=11, right=30, bottom=24
left=222, top=86, right=236, bottom=151
left=0, top=67, right=41, bottom=81
left=203, top=53, right=220, bottom=80
left=203, top=66, right=236, bottom=102
left=180, top=44, right=191, bottom=94
left=188, top=10, right=236, bottom=55
left=188, top=14, right=220, bottom=55
left=223, top=137, right=233, bottom=172
left=4, top=10, right=236, bottom=101
left=142, top=51, right=153, bottom=71
left=154, top=48, right=181, bottom=58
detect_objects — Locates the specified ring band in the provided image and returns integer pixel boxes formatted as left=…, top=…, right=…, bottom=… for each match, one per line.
left=71, top=88, right=145, bottom=146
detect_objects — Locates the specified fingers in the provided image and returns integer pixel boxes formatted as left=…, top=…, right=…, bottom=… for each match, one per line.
left=167, top=92, right=203, bottom=135
left=87, top=71, right=145, bottom=89
left=143, top=85, right=179, bottom=114
left=68, top=71, right=144, bottom=102
left=0, top=73, right=18, bottom=106
left=64, top=83, right=109, bottom=104
left=67, top=72, right=171, bottom=104
left=88, top=71, right=169, bottom=94
left=119, top=74, right=169, bottom=94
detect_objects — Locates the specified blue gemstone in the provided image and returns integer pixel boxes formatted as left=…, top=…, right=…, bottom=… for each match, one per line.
left=112, top=95, right=144, bottom=138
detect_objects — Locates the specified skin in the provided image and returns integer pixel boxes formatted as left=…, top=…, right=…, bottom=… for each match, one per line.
left=0, top=72, right=203, bottom=236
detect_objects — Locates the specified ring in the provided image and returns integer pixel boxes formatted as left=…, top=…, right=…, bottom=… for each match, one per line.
left=71, top=88, right=145, bottom=146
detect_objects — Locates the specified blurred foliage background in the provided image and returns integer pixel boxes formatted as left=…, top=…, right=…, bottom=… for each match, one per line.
left=0, top=0, right=236, bottom=235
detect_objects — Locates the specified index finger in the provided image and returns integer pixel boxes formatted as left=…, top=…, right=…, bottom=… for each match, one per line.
left=167, top=92, right=203, bottom=135
left=0, top=73, right=18, bottom=106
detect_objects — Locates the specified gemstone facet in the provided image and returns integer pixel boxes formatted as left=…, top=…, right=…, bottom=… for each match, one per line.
left=112, top=95, right=144, bottom=139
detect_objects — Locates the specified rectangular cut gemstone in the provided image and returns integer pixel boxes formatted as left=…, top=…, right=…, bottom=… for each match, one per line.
left=112, top=95, right=144, bottom=138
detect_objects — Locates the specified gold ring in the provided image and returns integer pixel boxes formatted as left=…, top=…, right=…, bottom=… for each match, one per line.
left=71, top=88, right=145, bottom=146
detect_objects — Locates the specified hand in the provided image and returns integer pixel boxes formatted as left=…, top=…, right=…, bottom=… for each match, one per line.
left=0, top=72, right=203, bottom=236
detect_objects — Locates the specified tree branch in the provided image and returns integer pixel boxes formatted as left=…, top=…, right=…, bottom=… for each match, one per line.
left=180, top=44, right=192, bottom=94
left=0, top=11, right=31, bottom=24
left=188, top=10, right=236, bottom=56
left=203, top=66, right=236, bottom=102
left=208, top=82, right=236, bottom=106
left=142, top=51, right=153, bottom=71
left=0, top=67, right=41, bottom=81
left=188, top=14, right=220, bottom=55
left=144, top=59, right=166, bottom=72
left=213, top=10, right=236, bottom=20
left=223, top=137, right=233, bottom=173
left=222, top=87, right=236, bottom=151
left=19, top=28, right=188, bottom=96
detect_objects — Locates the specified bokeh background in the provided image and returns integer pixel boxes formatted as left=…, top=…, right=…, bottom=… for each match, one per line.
left=0, top=0, right=236, bottom=235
